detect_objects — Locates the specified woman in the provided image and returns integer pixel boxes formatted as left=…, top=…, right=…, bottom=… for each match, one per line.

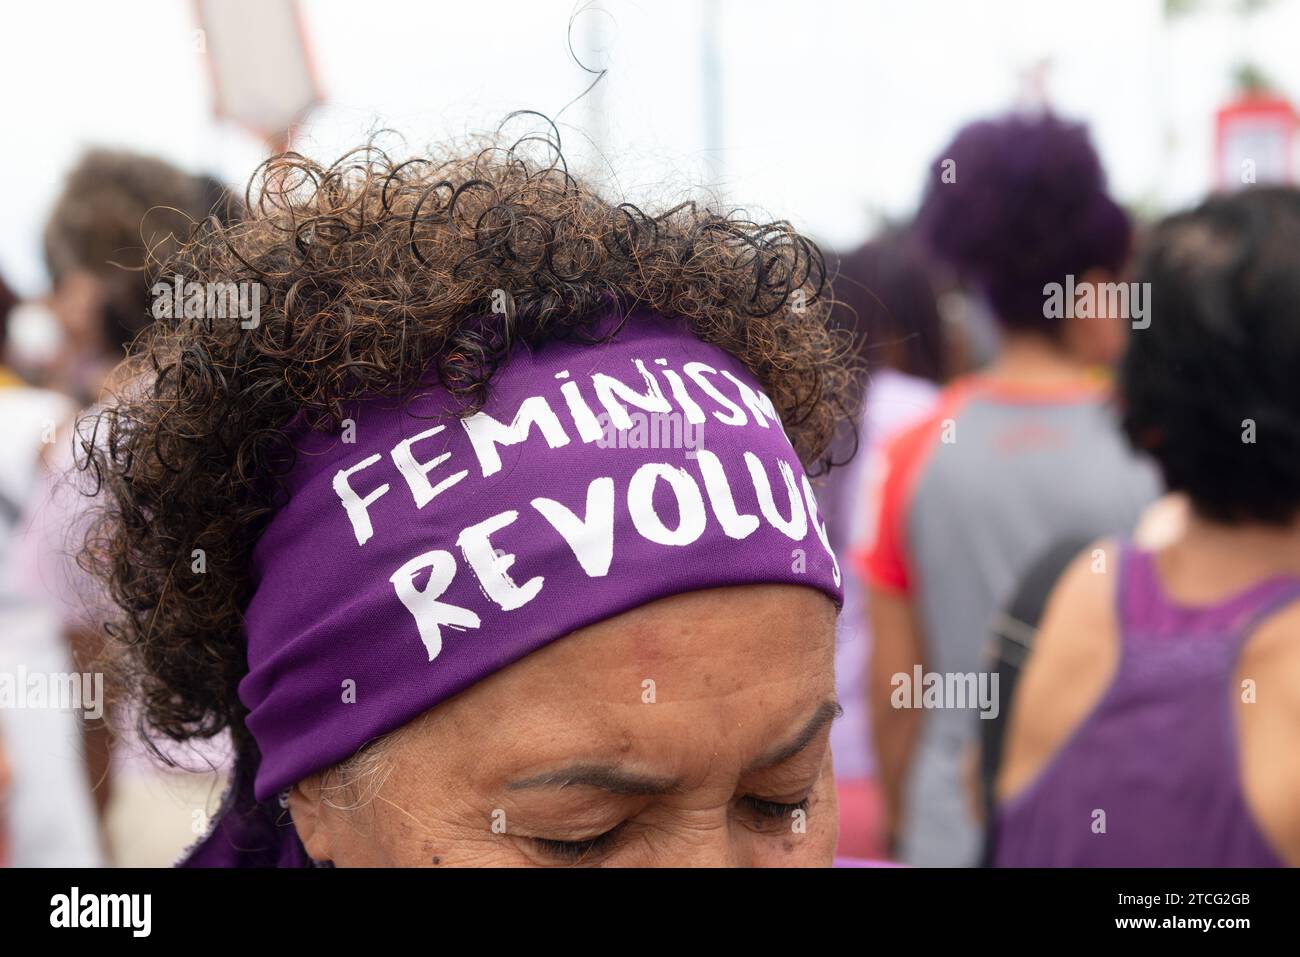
left=0, top=268, right=101, bottom=867
left=79, top=128, right=856, bottom=867
left=824, top=231, right=946, bottom=859
left=43, top=148, right=211, bottom=404
left=992, top=187, right=1300, bottom=866
left=853, top=113, right=1160, bottom=866
left=5, top=152, right=228, bottom=866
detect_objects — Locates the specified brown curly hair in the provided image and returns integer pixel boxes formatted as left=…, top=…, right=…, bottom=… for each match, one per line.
left=78, top=120, right=857, bottom=760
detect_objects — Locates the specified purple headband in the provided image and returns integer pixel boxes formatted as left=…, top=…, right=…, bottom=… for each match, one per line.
left=183, top=311, right=841, bottom=865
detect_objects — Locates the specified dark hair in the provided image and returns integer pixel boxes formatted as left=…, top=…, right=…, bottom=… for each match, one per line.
left=78, top=125, right=856, bottom=752
left=1121, top=186, right=1300, bottom=525
left=0, top=272, right=16, bottom=347
left=195, top=173, right=245, bottom=227
left=830, top=229, right=945, bottom=383
left=43, top=148, right=211, bottom=353
left=915, top=112, right=1131, bottom=333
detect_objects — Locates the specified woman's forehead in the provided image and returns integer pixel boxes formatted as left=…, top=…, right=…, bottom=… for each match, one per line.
left=403, top=585, right=838, bottom=770
left=478, top=584, right=834, bottom=689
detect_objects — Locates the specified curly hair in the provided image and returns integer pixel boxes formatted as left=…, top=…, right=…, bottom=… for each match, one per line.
left=1122, top=186, right=1300, bottom=526
left=915, top=112, right=1131, bottom=332
left=78, top=121, right=856, bottom=759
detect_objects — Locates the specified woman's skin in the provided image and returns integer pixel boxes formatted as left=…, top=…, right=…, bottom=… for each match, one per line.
left=289, top=584, right=840, bottom=866
left=996, top=519, right=1300, bottom=865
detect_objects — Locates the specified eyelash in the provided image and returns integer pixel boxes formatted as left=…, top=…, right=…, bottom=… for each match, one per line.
left=528, top=797, right=812, bottom=861
left=530, top=822, right=628, bottom=863
left=742, top=795, right=811, bottom=820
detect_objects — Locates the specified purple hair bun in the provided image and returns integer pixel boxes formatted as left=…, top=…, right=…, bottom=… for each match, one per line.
left=916, top=112, right=1131, bottom=330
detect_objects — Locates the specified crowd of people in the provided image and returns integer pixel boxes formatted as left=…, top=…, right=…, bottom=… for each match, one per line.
left=1, top=108, right=1297, bottom=867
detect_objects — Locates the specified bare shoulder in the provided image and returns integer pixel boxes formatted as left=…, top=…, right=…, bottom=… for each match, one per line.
left=1017, top=538, right=1122, bottom=689
left=1242, top=600, right=1300, bottom=686
left=995, top=538, right=1121, bottom=801
left=1237, top=598, right=1300, bottom=864
left=1043, top=538, right=1122, bottom=630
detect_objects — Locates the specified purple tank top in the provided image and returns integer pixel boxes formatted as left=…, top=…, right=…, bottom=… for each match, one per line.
left=993, top=542, right=1298, bottom=867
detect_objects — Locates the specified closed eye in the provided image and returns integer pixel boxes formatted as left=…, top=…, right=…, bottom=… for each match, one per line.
left=742, top=795, right=810, bottom=820
left=529, top=821, right=628, bottom=863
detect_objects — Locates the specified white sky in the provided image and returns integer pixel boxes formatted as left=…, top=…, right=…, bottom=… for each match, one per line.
left=2, top=0, right=1300, bottom=295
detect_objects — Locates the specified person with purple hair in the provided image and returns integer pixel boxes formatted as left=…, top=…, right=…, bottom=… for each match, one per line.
left=851, top=112, right=1160, bottom=866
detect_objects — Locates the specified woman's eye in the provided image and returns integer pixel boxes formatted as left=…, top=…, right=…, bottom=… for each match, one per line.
left=741, top=795, right=811, bottom=821
left=529, top=822, right=627, bottom=863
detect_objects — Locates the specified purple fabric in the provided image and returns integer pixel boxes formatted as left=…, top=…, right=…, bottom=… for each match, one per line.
left=179, top=739, right=314, bottom=868
left=183, top=311, right=842, bottom=866
left=993, top=542, right=1296, bottom=867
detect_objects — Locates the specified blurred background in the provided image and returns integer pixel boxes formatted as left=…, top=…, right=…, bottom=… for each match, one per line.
left=4, top=0, right=1300, bottom=295
left=2, top=0, right=1300, bottom=868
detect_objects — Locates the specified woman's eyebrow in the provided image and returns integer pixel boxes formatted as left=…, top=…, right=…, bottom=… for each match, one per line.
left=507, top=765, right=685, bottom=796
left=744, top=698, right=843, bottom=773
left=506, top=698, right=841, bottom=794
